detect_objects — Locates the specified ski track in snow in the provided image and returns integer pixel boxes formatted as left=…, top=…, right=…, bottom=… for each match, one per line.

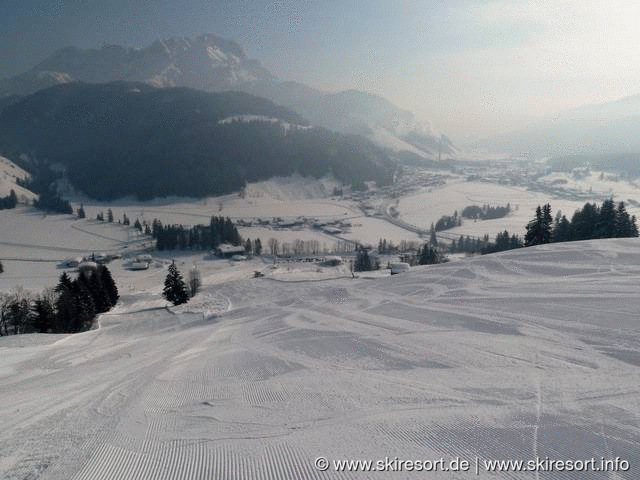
left=1, top=239, right=640, bottom=478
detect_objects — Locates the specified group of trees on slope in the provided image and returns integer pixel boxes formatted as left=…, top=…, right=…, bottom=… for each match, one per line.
left=525, top=199, right=638, bottom=246
left=0, top=266, right=118, bottom=336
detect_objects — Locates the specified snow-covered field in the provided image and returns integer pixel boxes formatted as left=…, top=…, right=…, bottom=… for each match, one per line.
left=0, top=207, right=152, bottom=292
left=1, top=238, right=639, bottom=479
left=398, top=178, right=640, bottom=239
left=72, top=175, right=359, bottom=224
left=340, top=217, right=423, bottom=245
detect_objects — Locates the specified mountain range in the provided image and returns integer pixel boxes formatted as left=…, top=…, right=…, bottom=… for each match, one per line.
left=0, top=34, right=456, bottom=160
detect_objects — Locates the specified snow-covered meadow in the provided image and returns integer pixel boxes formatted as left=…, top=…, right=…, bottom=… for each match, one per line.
left=398, top=176, right=640, bottom=240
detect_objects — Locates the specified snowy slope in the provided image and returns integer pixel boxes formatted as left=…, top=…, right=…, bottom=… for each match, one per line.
left=0, top=156, right=35, bottom=202
left=1, top=238, right=639, bottom=478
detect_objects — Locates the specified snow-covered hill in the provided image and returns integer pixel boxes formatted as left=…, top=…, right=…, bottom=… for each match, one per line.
left=1, top=238, right=639, bottom=478
left=0, top=155, right=35, bottom=202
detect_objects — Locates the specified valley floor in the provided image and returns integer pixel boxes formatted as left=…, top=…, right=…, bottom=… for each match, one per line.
left=1, top=238, right=639, bottom=478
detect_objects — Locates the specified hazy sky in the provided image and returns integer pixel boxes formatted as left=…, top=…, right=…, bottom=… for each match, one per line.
left=2, top=0, right=640, bottom=141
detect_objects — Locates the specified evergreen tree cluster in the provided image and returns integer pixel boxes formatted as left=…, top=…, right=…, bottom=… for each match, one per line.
left=0, top=266, right=118, bottom=336
left=353, top=247, right=380, bottom=272
left=449, top=232, right=523, bottom=255
left=449, top=199, right=637, bottom=257
left=482, top=231, right=524, bottom=254
left=524, top=204, right=553, bottom=246
left=461, top=204, right=510, bottom=220
left=152, top=216, right=243, bottom=251
left=0, top=189, right=17, bottom=210
left=33, top=189, right=73, bottom=214
left=434, top=212, right=462, bottom=231
left=417, top=243, right=445, bottom=265
left=526, top=200, right=638, bottom=246
left=449, top=235, right=488, bottom=254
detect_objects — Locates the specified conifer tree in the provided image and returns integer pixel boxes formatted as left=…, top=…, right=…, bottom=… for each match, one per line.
left=8, top=189, right=17, bottom=208
left=429, top=224, right=438, bottom=246
left=525, top=206, right=543, bottom=246
left=33, top=295, right=55, bottom=333
left=99, top=265, right=119, bottom=306
left=418, top=243, right=443, bottom=265
left=55, top=272, right=73, bottom=293
left=82, top=271, right=111, bottom=314
left=163, top=261, right=189, bottom=306
left=354, top=247, right=373, bottom=271
left=70, top=280, right=96, bottom=331
left=541, top=203, right=553, bottom=243
left=596, top=198, right=616, bottom=238
left=525, top=204, right=552, bottom=246
left=552, top=214, right=571, bottom=242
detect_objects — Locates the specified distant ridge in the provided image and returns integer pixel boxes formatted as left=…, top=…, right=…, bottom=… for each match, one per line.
left=0, top=34, right=456, bottom=160
left=0, top=82, right=394, bottom=200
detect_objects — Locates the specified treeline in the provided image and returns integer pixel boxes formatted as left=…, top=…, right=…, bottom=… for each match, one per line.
left=446, top=231, right=524, bottom=255
left=0, top=189, right=17, bottom=210
left=152, top=216, right=242, bottom=251
left=462, top=204, right=510, bottom=220
left=0, top=266, right=118, bottom=336
left=526, top=199, right=638, bottom=246
left=377, top=238, right=422, bottom=254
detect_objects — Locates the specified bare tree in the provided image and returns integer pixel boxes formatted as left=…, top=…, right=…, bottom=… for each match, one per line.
left=293, top=239, right=305, bottom=256
left=188, top=266, right=202, bottom=298
left=1, top=288, right=33, bottom=335
left=268, top=238, right=279, bottom=256
left=0, top=294, right=9, bottom=336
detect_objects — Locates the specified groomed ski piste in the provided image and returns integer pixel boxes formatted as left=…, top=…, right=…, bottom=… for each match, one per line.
left=1, top=237, right=639, bottom=479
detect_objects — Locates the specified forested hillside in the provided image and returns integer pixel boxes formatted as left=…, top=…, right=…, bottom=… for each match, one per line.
left=0, top=82, right=394, bottom=200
